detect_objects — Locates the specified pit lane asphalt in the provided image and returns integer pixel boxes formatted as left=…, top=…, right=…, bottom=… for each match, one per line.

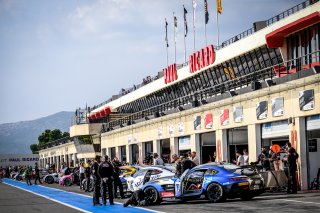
left=2, top=180, right=320, bottom=213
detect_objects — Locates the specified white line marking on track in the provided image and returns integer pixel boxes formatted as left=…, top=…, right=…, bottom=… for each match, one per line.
left=3, top=182, right=92, bottom=213
left=4, top=179, right=166, bottom=213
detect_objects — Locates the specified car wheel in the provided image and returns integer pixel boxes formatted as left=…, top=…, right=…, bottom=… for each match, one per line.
left=64, top=178, right=72, bottom=186
left=46, top=176, right=54, bottom=184
left=143, top=187, right=161, bottom=205
left=206, top=183, right=226, bottom=203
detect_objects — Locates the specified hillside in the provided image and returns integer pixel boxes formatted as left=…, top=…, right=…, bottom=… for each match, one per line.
left=0, top=111, right=74, bottom=154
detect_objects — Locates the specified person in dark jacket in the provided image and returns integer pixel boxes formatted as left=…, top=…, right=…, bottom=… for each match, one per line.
left=34, top=163, right=42, bottom=185
left=123, top=189, right=152, bottom=207
left=112, top=157, right=125, bottom=199
left=286, top=143, right=299, bottom=194
left=98, top=155, right=114, bottom=206
left=181, top=156, right=197, bottom=174
left=91, top=156, right=101, bottom=206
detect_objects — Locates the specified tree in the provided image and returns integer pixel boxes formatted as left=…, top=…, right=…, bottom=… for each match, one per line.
left=49, top=129, right=62, bottom=142
left=38, top=129, right=51, bottom=147
left=30, top=144, right=39, bottom=154
left=62, top=132, right=70, bottom=138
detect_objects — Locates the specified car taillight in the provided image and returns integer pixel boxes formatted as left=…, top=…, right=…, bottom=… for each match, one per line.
left=229, top=177, right=248, bottom=181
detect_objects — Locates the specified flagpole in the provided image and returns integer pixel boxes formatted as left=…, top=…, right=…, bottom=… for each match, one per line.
left=204, top=0, right=207, bottom=46
left=192, top=0, right=196, bottom=52
left=183, top=5, right=187, bottom=63
left=173, top=12, right=176, bottom=64
left=165, top=18, right=169, bottom=67
left=216, top=10, right=220, bottom=46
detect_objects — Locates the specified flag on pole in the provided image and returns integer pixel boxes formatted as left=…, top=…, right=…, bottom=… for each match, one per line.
left=217, top=0, right=222, bottom=14
left=183, top=6, right=188, bottom=37
left=174, top=16, right=178, bottom=42
left=192, top=0, right=197, bottom=30
left=204, top=0, right=209, bottom=24
left=165, top=19, right=169, bottom=47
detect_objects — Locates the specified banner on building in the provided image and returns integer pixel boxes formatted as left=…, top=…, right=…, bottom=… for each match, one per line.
left=158, top=127, right=163, bottom=139
left=299, top=89, right=314, bottom=111
left=178, top=122, right=184, bottom=136
left=169, top=124, right=174, bottom=137
left=194, top=115, right=201, bottom=130
left=0, top=154, right=40, bottom=167
left=233, top=106, right=243, bottom=123
left=204, top=113, right=213, bottom=129
left=128, top=135, right=132, bottom=144
left=220, top=109, right=229, bottom=126
left=256, top=101, right=268, bottom=120
left=133, top=134, right=138, bottom=144
left=272, top=97, right=284, bottom=117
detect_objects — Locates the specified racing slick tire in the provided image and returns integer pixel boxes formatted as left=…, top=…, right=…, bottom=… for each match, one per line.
left=64, top=178, right=72, bottom=186
left=46, top=176, right=54, bottom=184
left=143, top=186, right=161, bottom=205
left=206, top=183, right=226, bottom=203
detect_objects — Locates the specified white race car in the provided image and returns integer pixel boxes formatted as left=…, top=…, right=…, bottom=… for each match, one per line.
left=126, top=166, right=175, bottom=192
left=43, top=173, right=60, bottom=184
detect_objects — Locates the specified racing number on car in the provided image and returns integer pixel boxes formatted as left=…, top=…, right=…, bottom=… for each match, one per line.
left=150, top=174, right=160, bottom=180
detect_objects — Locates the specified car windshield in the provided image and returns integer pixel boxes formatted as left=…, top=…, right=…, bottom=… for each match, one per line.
left=132, top=169, right=147, bottom=178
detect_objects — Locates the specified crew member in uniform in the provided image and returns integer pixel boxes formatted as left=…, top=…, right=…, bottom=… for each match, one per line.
left=91, top=156, right=102, bottom=206
left=98, top=155, right=114, bottom=205
left=112, top=157, right=125, bottom=199
left=84, top=160, right=91, bottom=192
left=34, top=162, right=42, bottom=185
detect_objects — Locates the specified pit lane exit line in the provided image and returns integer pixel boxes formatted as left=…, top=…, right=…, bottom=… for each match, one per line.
left=3, top=178, right=163, bottom=213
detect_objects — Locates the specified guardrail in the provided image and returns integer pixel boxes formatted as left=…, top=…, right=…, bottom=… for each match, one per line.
left=101, top=51, right=319, bottom=132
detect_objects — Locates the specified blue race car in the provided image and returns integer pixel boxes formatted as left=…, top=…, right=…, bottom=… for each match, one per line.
left=141, top=162, right=265, bottom=204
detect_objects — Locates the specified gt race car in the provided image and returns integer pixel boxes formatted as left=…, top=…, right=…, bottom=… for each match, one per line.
left=141, top=163, right=264, bottom=204
left=126, top=166, right=175, bottom=192
left=43, top=173, right=60, bottom=184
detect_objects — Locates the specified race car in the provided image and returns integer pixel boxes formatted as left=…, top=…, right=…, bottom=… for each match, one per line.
left=126, top=166, right=175, bottom=192
left=59, top=170, right=80, bottom=186
left=43, top=173, right=60, bottom=184
left=141, top=162, right=265, bottom=204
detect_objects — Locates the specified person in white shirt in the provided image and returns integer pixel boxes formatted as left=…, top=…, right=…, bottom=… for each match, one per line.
left=191, top=151, right=200, bottom=165
left=235, top=150, right=244, bottom=166
left=79, top=162, right=85, bottom=190
left=243, top=149, right=249, bottom=166
left=153, top=153, right=164, bottom=166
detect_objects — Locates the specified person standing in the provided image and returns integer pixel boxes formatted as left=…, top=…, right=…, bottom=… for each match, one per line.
left=24, top=166, right=32, bottom=185
left=34, top=163, right=42, bottom=185
left=191, top=151, right=200, bottom=165
left=153, top=153, right=164, bottom=166
left=235, top=150, right=244, bottom=166
left=84, top=160, right=91, bottom=192
left=112, top=157, right=125, bottom=199
left=79, top=162, right=85, bottom=190
left=98, top=155, right=114, bottom=206
left=243, top=149, right=249, bottom=166
left=287, top=143, right=298, bottom=194
left=91, top=156, right=102, bottom=206
left=172, top=154, right=182, bottom=178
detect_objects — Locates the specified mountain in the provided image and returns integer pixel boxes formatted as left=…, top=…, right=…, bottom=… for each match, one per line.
left=0, top=111, right=74, bottom=154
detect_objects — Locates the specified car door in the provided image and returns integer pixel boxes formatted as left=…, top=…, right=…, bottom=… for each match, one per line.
left=181, top=169, right=207, bottom=197
left=174, top=169, right=190, bottom=198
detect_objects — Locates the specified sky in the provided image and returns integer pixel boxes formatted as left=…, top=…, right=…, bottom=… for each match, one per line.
left=0, top=0, right=303, bottom=124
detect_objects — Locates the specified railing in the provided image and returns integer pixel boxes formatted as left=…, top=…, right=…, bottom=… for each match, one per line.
left=101, top=51, right=319, bottom=132
left=215, top=0, right=318, bottom=50
left=40, top=136, right=71, bottom=150
left=90, top=0, right=318, bottom=114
